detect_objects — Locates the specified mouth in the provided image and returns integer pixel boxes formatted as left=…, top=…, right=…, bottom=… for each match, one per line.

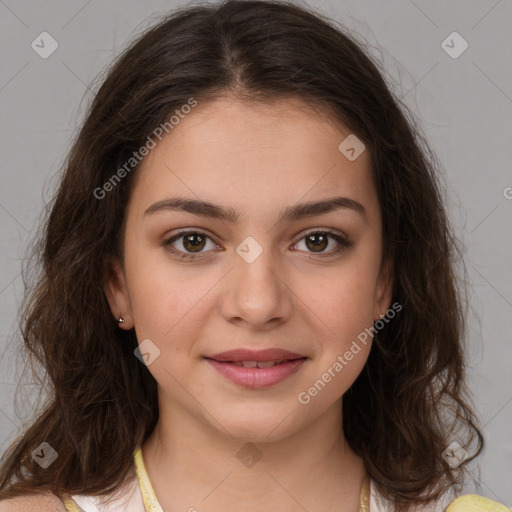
left=205, top=357, right=304, bottom=368
left=206, top=347, right=306, bottom=362
left=204, top=356, right=308, bottom=388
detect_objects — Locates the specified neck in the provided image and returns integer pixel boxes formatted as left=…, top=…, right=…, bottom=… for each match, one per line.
left=141, top=390, right=366, bottom=512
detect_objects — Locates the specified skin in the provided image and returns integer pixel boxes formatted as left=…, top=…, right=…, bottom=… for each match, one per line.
left=104, top=96, right=393, bottom=512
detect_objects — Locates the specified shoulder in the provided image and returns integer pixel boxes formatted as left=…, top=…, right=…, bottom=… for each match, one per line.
left=446, top=494, right=510, bottom=511
left=369, top=479, right=509, bottom=512
left=0, top=493, right=67, bottom=512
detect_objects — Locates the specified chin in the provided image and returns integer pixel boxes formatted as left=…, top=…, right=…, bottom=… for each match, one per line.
left=211, top=410, right=300, bottom=444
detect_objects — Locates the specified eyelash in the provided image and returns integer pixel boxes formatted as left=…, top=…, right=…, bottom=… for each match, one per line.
left=161, top=228, right=352, bottom=261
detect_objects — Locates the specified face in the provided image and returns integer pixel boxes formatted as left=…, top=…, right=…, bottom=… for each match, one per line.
left=105, top=96, right=392, bottom=442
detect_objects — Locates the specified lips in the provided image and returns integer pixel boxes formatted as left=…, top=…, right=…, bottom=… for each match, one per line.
left=204, top=348, right=308, bottom=388
left=206, top=348, right=305, bottom=362
left=228, top=360, right=291, bottom=368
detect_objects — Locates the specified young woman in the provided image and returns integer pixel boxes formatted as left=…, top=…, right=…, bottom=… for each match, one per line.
left=0, top=1, right=506, bottom=511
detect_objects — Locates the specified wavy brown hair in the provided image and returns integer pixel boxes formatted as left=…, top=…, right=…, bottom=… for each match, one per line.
left=0, top=0, right=483, bottom=510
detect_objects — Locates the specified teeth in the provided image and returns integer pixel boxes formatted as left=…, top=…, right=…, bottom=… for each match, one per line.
left=230, top=360, right=287, bottom=368
left=256, top=360, right=277, bottom=368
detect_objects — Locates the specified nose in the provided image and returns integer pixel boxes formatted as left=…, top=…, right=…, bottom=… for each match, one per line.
left=220, top=239, right=293, bottom=329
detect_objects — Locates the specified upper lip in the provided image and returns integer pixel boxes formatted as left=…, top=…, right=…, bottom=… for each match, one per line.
left=206, top=348, right=306, bottom=362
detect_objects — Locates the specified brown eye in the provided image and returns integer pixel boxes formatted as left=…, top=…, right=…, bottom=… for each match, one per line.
left=162, top=230, right=218, bottom=259
left=305, top=232, right=329, bottom=252
left=293, top=229, right=352, bottom=257
left=182, top=233, right=207, bottom=252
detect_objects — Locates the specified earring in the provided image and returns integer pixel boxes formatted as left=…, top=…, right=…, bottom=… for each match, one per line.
left=117, top=317, right=125, bottom=324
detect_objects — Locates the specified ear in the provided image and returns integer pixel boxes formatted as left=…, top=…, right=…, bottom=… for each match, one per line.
left=103, top=255, right=134, bottom=329
left=373, top=257, right=393, bottom=322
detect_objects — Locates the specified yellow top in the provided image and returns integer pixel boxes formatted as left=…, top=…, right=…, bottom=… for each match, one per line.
left=133, top=445, right=164, bottom=512
left=61, top=447, right=508, bottom=511
left=446, top=494, right=510, bottom=512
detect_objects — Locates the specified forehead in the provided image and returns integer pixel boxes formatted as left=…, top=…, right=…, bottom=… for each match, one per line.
left=131, top=96, right=377, bottom=220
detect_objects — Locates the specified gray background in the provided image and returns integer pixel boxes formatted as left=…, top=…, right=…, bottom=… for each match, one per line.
left=1, top=0, right=511, bottom=506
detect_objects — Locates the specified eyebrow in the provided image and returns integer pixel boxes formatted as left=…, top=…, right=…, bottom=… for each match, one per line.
left=144, top=196, right=366, bottom=223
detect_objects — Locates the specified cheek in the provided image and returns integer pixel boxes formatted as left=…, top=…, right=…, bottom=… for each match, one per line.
left=132, top=273, right=204, bottom=339
left=126, top=247, right=217, bottom=350
left=300, top=276, right=374, bottom=404
left=312, top=285, right=374, bottom=369
left=127, top=241, right=178, bottom=312
left=303, top=255, right=380, bottom=339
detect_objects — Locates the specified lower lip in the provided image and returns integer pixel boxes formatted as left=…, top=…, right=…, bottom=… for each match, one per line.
left=205, top=358, right=307, bottom=388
